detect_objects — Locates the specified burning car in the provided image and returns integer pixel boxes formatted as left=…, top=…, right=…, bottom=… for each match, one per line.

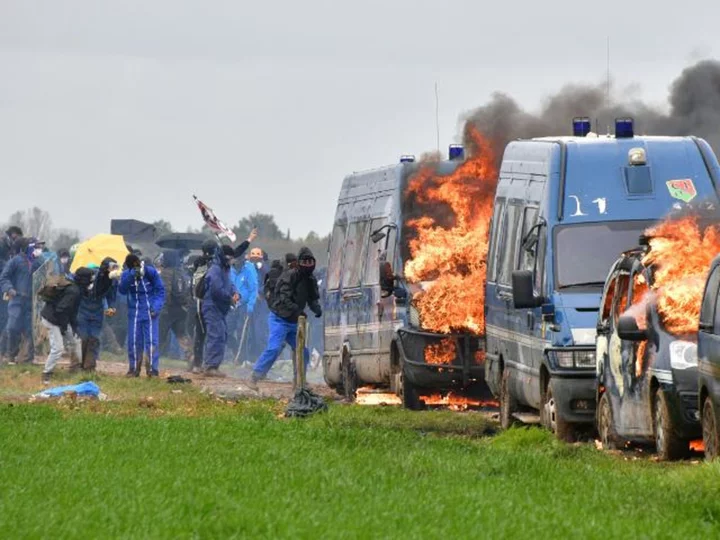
left=597, top=213, right=720, bottom=459
left=698, top=255, right=720, bottom=460
left=322, top=138, right=493, bottom=409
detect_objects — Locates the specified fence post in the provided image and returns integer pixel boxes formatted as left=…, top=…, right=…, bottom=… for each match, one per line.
left=294, top=315, right=307, bottom=391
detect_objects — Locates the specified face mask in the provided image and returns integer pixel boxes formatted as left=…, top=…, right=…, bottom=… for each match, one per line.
left=60, top=257, right=69, bottom=265
left=255, top=262, right=263, bottom=270
left=32, top=248, right=43, bottom=258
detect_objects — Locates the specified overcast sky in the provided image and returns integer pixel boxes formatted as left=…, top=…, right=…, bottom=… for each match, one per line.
left=1, top=0, right=718, bottom=240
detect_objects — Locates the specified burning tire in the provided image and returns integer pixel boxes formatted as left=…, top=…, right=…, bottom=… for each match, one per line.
left=541, top=383, right=574, bottom=442
left=597, top=392, right=620, bottom=450
left=653, top=390, right=688, bottom=461
left=702, top=396, right=719, bottom=461
left=499, top=369, right=518, bottom=429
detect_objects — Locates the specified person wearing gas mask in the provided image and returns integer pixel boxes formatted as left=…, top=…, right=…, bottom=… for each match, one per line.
left=119, top=254, right=165, bottom=377
left=77, top=257, right=121, bottom=373
left=40, top=267, right=92, bottom=383
left=201, top=244, right=239, bottom=376
left=0, top=237, right=45, bottom=364
left=249, top=247, right=322, bottom=387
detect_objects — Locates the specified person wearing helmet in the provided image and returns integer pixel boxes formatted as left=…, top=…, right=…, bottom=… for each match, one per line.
left=201, top=245, right=239, bottom=377
left=0, top=237, right=45, bottom=364
left=119, top=253, right=165, bottom=377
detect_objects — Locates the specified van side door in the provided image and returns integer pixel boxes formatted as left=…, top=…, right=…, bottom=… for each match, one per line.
left=699, top=265, right=720, bottom=411
left=324, top=219, right=349, bottom=365
left=340, top=220, right=371, bottom=358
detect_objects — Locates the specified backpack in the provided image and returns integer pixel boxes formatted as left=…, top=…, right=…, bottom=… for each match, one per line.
left=264, top=261, right=284, bottom=304
left=37, top=274, right=72, bottom=303
left=192, top=262, right=209, bottom=300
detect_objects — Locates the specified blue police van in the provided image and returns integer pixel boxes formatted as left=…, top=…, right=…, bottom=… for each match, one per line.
left=323, top=146, right=487, bottom=408
left=486, top=118, right=720, bottom=439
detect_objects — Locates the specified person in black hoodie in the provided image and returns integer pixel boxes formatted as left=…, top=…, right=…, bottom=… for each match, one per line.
left=41, top=267, right=92, bottom=383
left=250, top=247, right=321, bottom=386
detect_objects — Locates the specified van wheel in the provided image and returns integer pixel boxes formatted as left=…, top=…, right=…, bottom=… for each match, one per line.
left=597, top=393, right=620, bottom=450
left=703, top=396, right=720, bottom=461
left=341, top=354, right=357, bottom=403
left=541, top=384, right=574, bottom=442
left=499, top=369, right=518, bottom=429
left=400, top=369, right=425, bottom=411
left=654, top=390, right=688, bottom=461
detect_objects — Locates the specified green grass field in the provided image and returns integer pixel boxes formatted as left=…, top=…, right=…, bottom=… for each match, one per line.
left=1, top=369, right=720, bottom=538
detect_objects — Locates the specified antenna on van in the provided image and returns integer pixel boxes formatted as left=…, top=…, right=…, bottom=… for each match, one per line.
left=435, top=82, right=440, bottom=153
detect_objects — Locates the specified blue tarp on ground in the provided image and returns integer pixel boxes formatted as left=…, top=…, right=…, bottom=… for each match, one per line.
left=37, top=381, right=101, bottom=398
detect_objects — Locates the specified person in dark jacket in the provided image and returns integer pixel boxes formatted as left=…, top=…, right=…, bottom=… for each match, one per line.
left=250, top=247, right=322, bottom=386
left=0, top=237, right=45, bottom=364
left=119, top=254, right=165, bottom=377
left=201, top=245, right=238, bottom=377
left=190, top=240, right=217, bottom=373
left=157, top=249, right=191, bottom=357
left=77, top=258, right=120, bottom=372
left=41, top=268, right=92, bottom=383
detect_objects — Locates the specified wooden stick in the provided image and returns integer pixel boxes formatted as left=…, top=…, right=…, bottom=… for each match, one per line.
left=294, top=315, right=307, bottom=391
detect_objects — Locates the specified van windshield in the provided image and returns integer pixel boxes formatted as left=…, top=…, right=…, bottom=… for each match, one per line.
left=554, top=221, right=654, bottom=289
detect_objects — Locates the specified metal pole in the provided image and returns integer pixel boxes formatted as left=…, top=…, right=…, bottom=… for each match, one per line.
left=294, top=315, right=307, bottom=391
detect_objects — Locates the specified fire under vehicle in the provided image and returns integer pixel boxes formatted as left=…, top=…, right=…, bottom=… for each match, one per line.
left=596, top=248, right=702, bottom=460
left=491, top=118, right=720, bottom=440
left=322, top=145, right=488, bottom=408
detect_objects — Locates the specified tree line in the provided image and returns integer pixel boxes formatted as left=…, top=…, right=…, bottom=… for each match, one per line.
left=1, top=208, right=330, bottom=267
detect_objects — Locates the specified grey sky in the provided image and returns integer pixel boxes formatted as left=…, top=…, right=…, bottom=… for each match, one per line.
left=1, top=0, right=718, bottom=240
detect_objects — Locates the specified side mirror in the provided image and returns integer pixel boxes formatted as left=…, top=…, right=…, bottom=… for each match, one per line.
left=371, top=230, right=387, bottom=244
left=512, top=270, right=542, bottom=309
left=617, top=315, right=647, bottom=341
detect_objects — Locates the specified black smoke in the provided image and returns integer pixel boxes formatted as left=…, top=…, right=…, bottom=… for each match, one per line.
left=461, top=59, right=720, bottom=166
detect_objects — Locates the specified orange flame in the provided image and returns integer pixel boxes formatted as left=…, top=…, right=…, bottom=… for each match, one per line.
left=355, top=386, right=402, bottom=406
left=403, top=127, right=498, bottom=334
left=421, top=392, right=499, bottom=411
left=690, top=439, right=704, bottom=453
left=425, top=339, right=456, bottom=364
left=642, top=215, right=720, bottom=336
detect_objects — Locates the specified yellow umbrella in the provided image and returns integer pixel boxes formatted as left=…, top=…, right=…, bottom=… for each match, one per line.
left=70, top=234, right=129, bottom=273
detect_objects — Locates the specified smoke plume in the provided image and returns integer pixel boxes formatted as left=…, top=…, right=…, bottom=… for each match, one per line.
left=461, top=59, right=720, bottom=165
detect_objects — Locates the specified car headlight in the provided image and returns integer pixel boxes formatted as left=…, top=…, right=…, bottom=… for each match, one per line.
left=554, top=350, right=595, bottom=368
left=669, top=341, right=697, bottom=370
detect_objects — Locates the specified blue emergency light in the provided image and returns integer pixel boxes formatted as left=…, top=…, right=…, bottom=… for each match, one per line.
left=449, top=144, right=464, bottom=161
left=572, top=117, right=591, bottom=137
left=615, top=117, right=634, bottom=138
left=400, top=155, right=415, bottom=163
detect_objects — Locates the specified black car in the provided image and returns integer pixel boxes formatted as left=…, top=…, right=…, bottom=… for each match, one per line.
left=596, top=248, right=700, bottom=460
left=698, top=255, right=720, bottom=460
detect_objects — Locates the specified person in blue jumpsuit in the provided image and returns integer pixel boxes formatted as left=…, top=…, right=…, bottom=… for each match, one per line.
left=77, top=257, right=120, bottom=372
left=0, top=237, right=45, bottom=364
left=119, top=254, right=165, bottom=377
left=226, top=255, right=259, bottom=361
left=202, top=245, right=238, bottom=377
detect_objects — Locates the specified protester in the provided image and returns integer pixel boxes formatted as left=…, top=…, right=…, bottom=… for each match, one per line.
left=55, top=248, right=72, bottom=277
left=77, top=258, right=120, bottom=372
left=40, top=268, right=92, bottom=383
left=157, top=249, right=191, bottom=357
left=189, top=239, right=217, bottom=373
left=0, top=237, right=45, bottom=364
left=201, top=245, right=238, bottom=377
left=250, top=247, right=322, bottom=388
left=247, top=246, right=270, bottom=359
left=119, top=254, right=165, bottom=377
left=226, top=253, right=259, bottom=360
left=0, top=226, right=23, bottom=361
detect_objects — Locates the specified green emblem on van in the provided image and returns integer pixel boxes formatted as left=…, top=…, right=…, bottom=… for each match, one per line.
left=666, top=179, right=697, bottom=203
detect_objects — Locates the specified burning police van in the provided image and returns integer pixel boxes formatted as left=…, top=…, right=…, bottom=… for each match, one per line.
left=487, top=118, right=720, bottom=440
left=322, top=139, right=493, bottom=409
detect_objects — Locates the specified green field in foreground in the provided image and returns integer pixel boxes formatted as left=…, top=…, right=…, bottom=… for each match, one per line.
left=1, top=393, right=720, bottom=538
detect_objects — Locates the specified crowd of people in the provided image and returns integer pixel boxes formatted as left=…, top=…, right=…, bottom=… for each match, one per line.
left=0, top=225, right=324, bottom=385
